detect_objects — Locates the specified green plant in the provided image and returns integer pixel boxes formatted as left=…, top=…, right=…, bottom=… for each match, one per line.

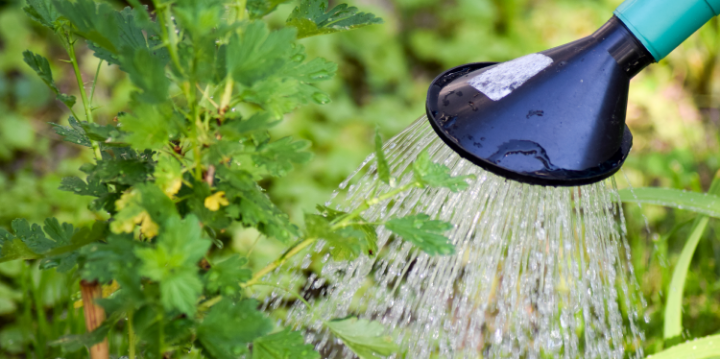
left=0, top=0, right=470, bottom=358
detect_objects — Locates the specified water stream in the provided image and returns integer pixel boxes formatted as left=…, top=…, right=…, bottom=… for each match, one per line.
left=261, top=117, right=645, bottom=358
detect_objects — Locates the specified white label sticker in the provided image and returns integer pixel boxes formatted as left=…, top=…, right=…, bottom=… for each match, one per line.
left=468, top=53, right=553, bottom=101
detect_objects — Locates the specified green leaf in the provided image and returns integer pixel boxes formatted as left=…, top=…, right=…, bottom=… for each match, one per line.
left=644, top=334, right=720, bottom=359
left=80, top=122, right=121, bottom=142
left=226, top=22, right=337, bottom=117
left=119, top=102, right=180, bottom=150
left=22, top=51, right=77, bottom=108
left=84, top=149, right=155, bottom=187
left=227, top=22, right=296, bottom=86
left=663, top=216, right=709, bottom=340
left=306, top=206, right=378, bottom=260
left=286, top=0, right=383, bottom=39
left=50, top=117, right=91, bottom=147
left=0, top=219, right=107, bottom=266
left=617, top=188, right=720, bottom=218
left=204, top=256, right=252, bottom=296
left=135, top=214, right=211, bottom=315
left=385, top=214, right=455, bottom=256
left=24, top=0, right=60, bottom=29
left=325, top=317, right=398, bottom=359
left=412, top=150, right=472, bottom=192
left=253, top=329, right=319, bottom=359
left=218, top=167, right=300, bottom=243
left=54, top=0, right=122, bottom=53
left=374, top=130, right=390, bottom=184
left=252, top=137, right=313, bottom=177
left=122, top=47, right=170, bottom=103
left=50, top=312, right=121, bottom=352
left=663, top=174, right=720, bottom=340
left=219, top=112, right=280, bottom=139
left=81, top=234, right=141, bottom=287
left=247, top=0, right=292, bottom=19
left=198, top=298, right=273, bottom=359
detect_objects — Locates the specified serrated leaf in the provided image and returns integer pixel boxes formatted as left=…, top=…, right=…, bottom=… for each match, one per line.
left=135, top=214, right=210, bottom=315
left=120, top=102, right=179, bottom=150
left=247, top=0, right=292, bottom=19
left=80, top=122, right=120, bottom=142
left=227, top=22, right=296, bottom=87
left=24, top=0, right=60, bottom=29
left=122, top=47, right=170, bottom=103
left=0, top=219, right=107, bottom=266
left=412, top=150, right=472, bottom=192
left=198, top=298, right=273, bottom=359
left=253, top=329, right=319, bottom=359
left=85, top=149, right=155, bottom=187
left=286, top=0, right=383, bottom=39
left=50, top=116, right=91, bottom=147
left=325, top=317, right=398, bottom=359
left=81, top=234, right=140, bottom=285
left=385, top=214, right=455, bottom=256
left=218, top=167, right=299, bottom=243
left=219, top=112, right=280, bottom=139
left=306, top=206, right=378, bottom=260
left=226, top=22, right=337, bottom=117
left=374, top=130, right=390, bottom=184
left=23, top=51, right=78, bottom=108
left=253, top=137, right=313, bottom=177
left=204, top=256, right=252, bottom=296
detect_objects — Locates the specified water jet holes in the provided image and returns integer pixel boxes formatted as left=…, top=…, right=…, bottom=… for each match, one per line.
left=527, top=110, right=544, bottom=119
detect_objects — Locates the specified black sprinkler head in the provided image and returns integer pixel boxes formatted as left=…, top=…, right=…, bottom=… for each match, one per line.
left=426, top=17, right=654, bottom=187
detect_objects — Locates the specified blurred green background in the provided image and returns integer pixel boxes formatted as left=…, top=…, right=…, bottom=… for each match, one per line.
left=2, top=0, right=720, bottom=356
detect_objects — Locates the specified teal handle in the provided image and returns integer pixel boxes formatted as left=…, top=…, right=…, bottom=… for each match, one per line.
left=615, top=0, right=720, bottom=61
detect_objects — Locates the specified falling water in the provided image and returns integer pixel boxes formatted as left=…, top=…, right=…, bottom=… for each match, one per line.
left=261, top=117, right=645, bottom=358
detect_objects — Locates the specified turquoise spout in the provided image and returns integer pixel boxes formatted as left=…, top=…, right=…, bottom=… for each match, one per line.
left=615, top=0, right=720, bottom=61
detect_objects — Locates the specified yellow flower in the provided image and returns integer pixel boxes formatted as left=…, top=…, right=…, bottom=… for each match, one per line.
left=204, top=191, right=229, bottom=211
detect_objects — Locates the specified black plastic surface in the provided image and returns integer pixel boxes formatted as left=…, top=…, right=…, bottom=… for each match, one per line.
left=426, top=16, right=654, bottom=186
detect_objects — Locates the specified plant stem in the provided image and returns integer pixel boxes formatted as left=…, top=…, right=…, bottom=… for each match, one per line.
left=156, top=2, right=184, bottom=76
left=80, top=280, right=109, bottom=359
left=235, top=0, right=247, bottom=22
left=203, top=182, right=421, bottom=310
left=244, top=237, right=318, bottom=288
left=67, top=35, right=103, bottom=160
left=333, top=182, right=420, bottom=228
left=127, top=309, right=136, bottom=359
left=247, top=282, right=312, bottom=309
left=90, top=60, right=103, bottom=104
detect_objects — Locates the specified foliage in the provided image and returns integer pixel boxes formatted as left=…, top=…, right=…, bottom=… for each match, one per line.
left=2, top=0, right=720, bottom=357
left=0, top=0, right=470, bottom=357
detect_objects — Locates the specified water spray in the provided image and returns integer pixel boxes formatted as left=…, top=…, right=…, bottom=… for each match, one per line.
left=278, top=1, right=720, bottom=358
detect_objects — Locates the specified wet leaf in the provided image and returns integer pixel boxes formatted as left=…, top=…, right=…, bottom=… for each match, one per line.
left=253, top=137, right=313, bottom=177
left=325, top=317, right=397, bottom=359
left=253, top=329, right=319, bottom=359
left=286, top=0, right=383, bottom=39
left=412, top=150, right=472, bottom=192
left=385, top=214, right=454, bottom=256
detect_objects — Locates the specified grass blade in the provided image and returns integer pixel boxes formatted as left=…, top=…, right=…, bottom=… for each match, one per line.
left=663, top=216, right=709, bottom=339
left=647, top=334, right=720, bottom=359
left=617, top=188, right=720, bottom=218
left=662, top=171, right=720, bottom=340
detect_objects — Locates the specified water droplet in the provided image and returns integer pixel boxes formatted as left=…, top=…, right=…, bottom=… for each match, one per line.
left=312, top=92, right=330, bottom=104
left=309, top=70, right=331, bottom=80
left=292, top=53, right=306, bottom=62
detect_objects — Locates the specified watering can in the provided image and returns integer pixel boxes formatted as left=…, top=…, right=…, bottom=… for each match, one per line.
left=426, top=0, right=720, bottom=186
